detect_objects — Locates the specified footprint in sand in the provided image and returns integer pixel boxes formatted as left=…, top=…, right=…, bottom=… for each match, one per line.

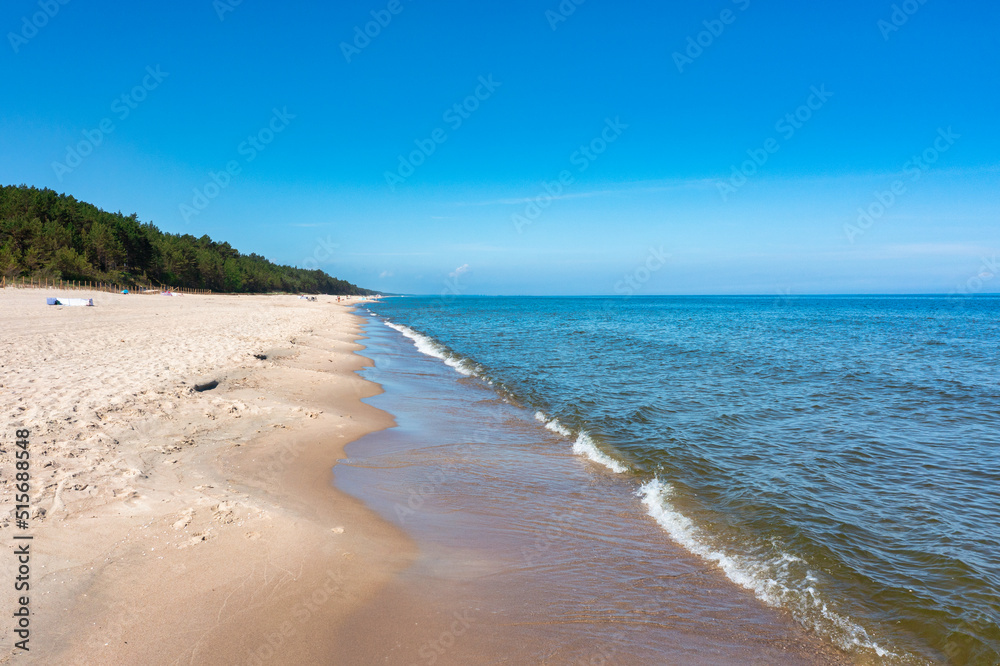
left=178, top=531, right=211, bottom=549
left=172, top=508, right=194, bottom=530
left=212, top=501, right=235, bottom=524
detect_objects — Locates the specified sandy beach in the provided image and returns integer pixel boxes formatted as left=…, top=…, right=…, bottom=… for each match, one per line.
left=0, top=289, right=411, bottom=664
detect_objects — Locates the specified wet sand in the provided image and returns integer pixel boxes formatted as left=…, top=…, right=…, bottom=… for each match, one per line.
left=331, top=314, right=853, bottom=665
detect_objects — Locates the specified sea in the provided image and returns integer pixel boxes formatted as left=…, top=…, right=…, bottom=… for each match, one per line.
left=349, top=295, right=999, bottom=664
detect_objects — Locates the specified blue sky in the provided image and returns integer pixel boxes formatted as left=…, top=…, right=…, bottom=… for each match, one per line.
left=1, top=0, right=998, bottom=295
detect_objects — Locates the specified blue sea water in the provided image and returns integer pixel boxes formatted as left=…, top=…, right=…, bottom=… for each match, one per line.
left=363, top=295, right=1000, bottom=664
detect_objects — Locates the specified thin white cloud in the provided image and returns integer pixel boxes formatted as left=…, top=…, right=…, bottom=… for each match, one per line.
left=449, top=263, right=470, bottom=279
left=454, top=166, right=1000, bottom=208
left=347, top=252, right=433, bottom=256
left=379, top=270, right=394, bottom=278
left=455, top=179, right=718, bottom=207
left=883, top=243, right=996, bottom=257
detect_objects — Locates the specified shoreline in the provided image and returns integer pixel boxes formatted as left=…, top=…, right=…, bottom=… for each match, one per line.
left=0, top=289, right=890, bottom=663
left=0, top=290, right=412, bottom=663
left=357, top=296, right=991, bottom=664
left=331, top=312, right=852, bottom=665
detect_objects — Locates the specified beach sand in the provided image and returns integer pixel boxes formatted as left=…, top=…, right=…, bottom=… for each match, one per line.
left=1, top=288, right=853, bottom=665
left=0, top=289, right=411, bottom=664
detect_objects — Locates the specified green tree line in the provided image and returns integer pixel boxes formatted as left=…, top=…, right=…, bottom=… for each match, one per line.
left=0, top=185, right=375, bottom=294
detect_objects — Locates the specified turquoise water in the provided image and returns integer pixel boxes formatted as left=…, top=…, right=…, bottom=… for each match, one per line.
left=364, top=295, right=1000, bottom=664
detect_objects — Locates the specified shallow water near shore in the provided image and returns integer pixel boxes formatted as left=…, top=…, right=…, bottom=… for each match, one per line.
left=353, top=295, right=1000, bottom=664
left=333, top=312, right=850, bottom=664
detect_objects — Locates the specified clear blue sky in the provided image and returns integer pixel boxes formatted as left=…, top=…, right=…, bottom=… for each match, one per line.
left=2, top=0, right=998, bottom=295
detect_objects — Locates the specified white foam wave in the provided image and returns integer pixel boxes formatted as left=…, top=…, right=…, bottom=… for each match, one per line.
left=535, top=411, right=573, bottom=437
left=573, top=432, right=629, bottom=473
left=384, top=322, right=475, bottom=376
left=638, top=479, right=899, bottom=659
left=535, top=412, right=627, bottom=473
